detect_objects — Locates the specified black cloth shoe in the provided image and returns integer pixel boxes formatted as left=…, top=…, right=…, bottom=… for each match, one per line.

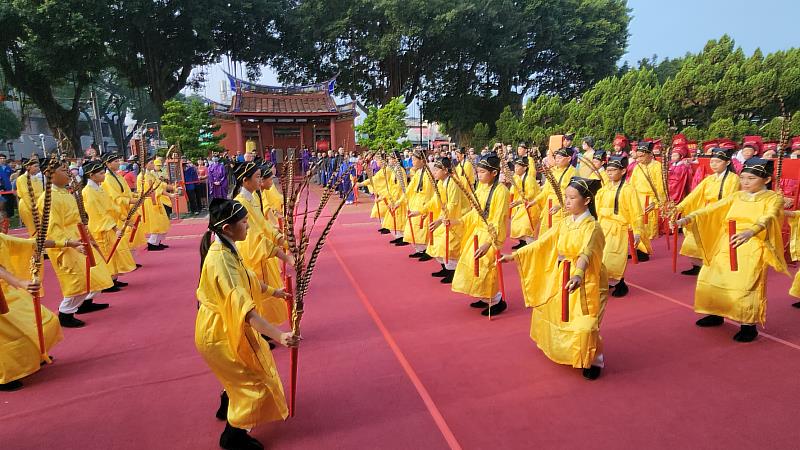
left=440, top=270, right=455, bottom=284
left=470, top=300, right=489, bottom=308
left=635, top=250, right=650, bottom=262
left=215, top=391, right=228, bottom=421
left=101, top=285, right=121, bottom=293
left=135, top=264, right=143, bottom=269
left=378, top=228, right=391, bottom=234
left=582, top=366, right=602, bottom=380
left=147, top=243, right=164, bottom=251
left=432, top=265, right=448, bottom=277
left=418, top=253, right=432, bottom=262
left=793, top=301, right=800, bottom=309
left=389, top=237, right=403, bottom=244
left=114, top=280, right=128, bottom=288
left=733, top=325, right=758, bottom=342
left=695, top=315, right=724, bottom=327
left=512, top=240, right=527, bottom=250
left=611, top=278, right=628, bottom=297
left=58, top=312, right=85, bottom=328
left=219, top=423, right=264, bottom=450
left=157, top=243, right=169, bottom=249
left=0, top=380, right=23, bottom=391
left=409, top=252, right=424, bottom=258
left=681, top=265, right=701, bottom=276
left=76, top=300, right=110, bottom=314
left=393, top=241, right=409, bottom=247
left=481, top=299, right=508, bottom=316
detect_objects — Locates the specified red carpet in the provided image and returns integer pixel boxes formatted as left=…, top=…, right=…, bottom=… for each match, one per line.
left=2, top=193, right=800, bottom=449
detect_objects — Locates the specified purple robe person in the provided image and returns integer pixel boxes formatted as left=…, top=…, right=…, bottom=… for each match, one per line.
left=207, top=158, right=228, bottom=199
left=300, top=148, right=311, bottom=174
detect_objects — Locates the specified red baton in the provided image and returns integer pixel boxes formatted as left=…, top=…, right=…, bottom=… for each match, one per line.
left=628, top=228, right=638, bottom=265
left=561, top=260, right=571, bottom=322
left=729, top=220, right=738, bottom=271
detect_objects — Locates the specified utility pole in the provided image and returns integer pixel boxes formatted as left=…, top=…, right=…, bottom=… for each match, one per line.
left=89, top=88, right=105, bottom=155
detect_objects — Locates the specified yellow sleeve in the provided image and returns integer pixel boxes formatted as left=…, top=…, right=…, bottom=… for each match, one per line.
left=0, top=234, right=35, bottom=281
left=622, top=185, right=646, bottom=237
left=203, top=252, right=258, bottom=356
left=478, top=184, right=510, bottom=247
left=677, top=176, right=707, bottom=214
left=513, top=223, right=559, bottom=307
left=83, top=188, right=117, bottom=233
left=685, top=194, right=736, bottom=266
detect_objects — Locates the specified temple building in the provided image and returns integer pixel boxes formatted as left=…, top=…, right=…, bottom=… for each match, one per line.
left=213, top=72, right=357, bottom=158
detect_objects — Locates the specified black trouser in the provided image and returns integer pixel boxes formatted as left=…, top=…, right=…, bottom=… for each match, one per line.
left=164, top=204, right=173, bottom=218
left=187, top=188, right=201, bottom=213
left=2, top=194, right=15, bottom=218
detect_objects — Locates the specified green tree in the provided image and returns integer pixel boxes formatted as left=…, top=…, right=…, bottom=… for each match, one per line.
left=470, top=122, right=490, bottom=149
left=105, top=0, right=287, bottom=114
left=0, top=102, right=21, bottom=141
left=0, top=0, right=107, bottom=153
left=160, top=98, right=224, bottom=160
left=355, top=97, right=409, bottom=151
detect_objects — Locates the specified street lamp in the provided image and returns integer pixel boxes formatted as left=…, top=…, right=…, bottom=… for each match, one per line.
left=38, top=133, right=45, bottom=157
left=5, top=142, right=13, bottom=160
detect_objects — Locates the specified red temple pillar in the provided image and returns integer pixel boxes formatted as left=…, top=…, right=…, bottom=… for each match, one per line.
left=330, top=117, right=337, bottom=151
left=300, top=123, right=305, bottom=148
left=235, top=118, right=244, bottom=155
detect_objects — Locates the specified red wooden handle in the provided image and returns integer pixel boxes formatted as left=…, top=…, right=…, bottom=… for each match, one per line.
left=729, top=220, right=738, bottom=271
left=408, top=217, right=416, bottom=246
left=561, top=260, right=571, bottom=322
left=128, top=215, right=141, bottom=243
left=0, top=289, right=8, bottom=315
left=77, top=224, right=96, bottom=267
left=548, top=199, right=553, bottom=228
left=428, top=212, right=433, bottom=245
left=628, top=229, right=638, bottom=265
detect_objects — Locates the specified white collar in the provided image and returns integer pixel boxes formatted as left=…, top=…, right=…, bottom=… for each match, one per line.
left=240, top=186, right=253, bottom=200
left=571, top=209, right=592, bottom=223
left=87, top=179, right=102, bottom=190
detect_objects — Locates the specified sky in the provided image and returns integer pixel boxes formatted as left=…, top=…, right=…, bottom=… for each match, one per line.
left=190, top=0, right=799, bottom=105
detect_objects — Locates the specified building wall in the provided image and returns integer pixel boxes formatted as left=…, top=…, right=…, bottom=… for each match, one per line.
left=214, top=116, right=356, bottom=156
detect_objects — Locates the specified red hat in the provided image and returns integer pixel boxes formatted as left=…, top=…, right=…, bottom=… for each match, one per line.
left=651, top=139, right=662, bottom=153
left=673, top=144, right=689, bottom=158
left=672, top=134, right=687, bottom=147
left=791, top=136, right=800, bottom=150
left=742, top=135, right=763, bottom=154
left=613, top=134, right=628, bottom=148
left=762, top=141, right=778, bottom=152
left=687, top=141, right=698, bottom=151
left=717, top=138, right=738, bottom=150
left=702, top=139, right=718, bottom=152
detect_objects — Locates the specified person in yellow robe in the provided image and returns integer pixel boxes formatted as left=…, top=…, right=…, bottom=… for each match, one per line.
left=14, top=159, right=45, bottom=237
left=383, top=151, right=409, bottom=245
left=452, top=151, right=511, bottom=316
left=101, top=153, right=147, bottom=252
left=37, top=157, right=115, bottom=328
left=256, top=163, right=283, bottom=229
left=195, top=198, right=298, bottom=450
left=585, top=150, right=610, bottom=185
left=232, top=162, right=294, bottom=329
left=676, top=148, right=740, bottom=275
left=357, top=157, right=393, bottom=234
left=137, top=157, right=171, bottom=251
left=787, top=208, right=800, bottom=309
left=595, top=156, right=649, bottom=297
left=454, top=147, right=476, bottom=188
left=509, top=156, right=541, bottom=250
left=675, top=158, right=788, bottom=342
left=628, top=141, right=666, bottom=246
left=425, top=157, right=470, bottom=284
left=533, top=147, right=575, bottom=235
left=81, top=160, right=136, bottom=285
left=404, top=149, right=434, bottom=259
left=501, top=176, right=607, bottom=380
left=576, top=136, right=597, bottom=178
left=0, top=233, right=78, bottom=390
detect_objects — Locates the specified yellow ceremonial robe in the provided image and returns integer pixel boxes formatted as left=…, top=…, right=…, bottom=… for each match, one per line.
left=454, top=160, right=476, bottom=188
left=15, top=172, right=45, bottom=237
left=686, top=190, right=788, bottom=325
left=589, top=167, right=610, bottom=186
left=235, top=190, right=288, bottom=325
left=263, top=185, right=283, bottom=228
left=510, top=171, right=541, bottom=239
left=103, top=170, right=147, bottom=249
left=534, top=165, right=575, bottom=234
left=576, top=150, right=596, bottom=178
left=378, top=167, right=407, bottom=233
left=402, top=169, right=434, bottom=245
left=83, top=182, right=136, bottom=276
left=677, top=170, right=740, bottom=259
left=514, top=212, right=607, bottom=368
left=367, top=167, right=389, bottom=221
left=0, top=234, right=62, bottom=384
left=452, top=182, right=510, bottom=299
left=137, top=171, right=170, bottom=235
left=40, top=186, right=115, bottom=297
left=195, top=240, right=288, bottom=429
left=596, top=181, right=650, bottom=280
left=629, top=160, right=665, bottom=240
left=424, top=177, right=470, bottom=261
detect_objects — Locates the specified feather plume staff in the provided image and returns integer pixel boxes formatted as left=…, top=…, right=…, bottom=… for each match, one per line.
left=775, top=96, right=789, bottom=192
left=30, top=153, right=55, bottom=363
left=530, top=149, right=564, bottom=209
left=576, top=154, right=605, bottom=186
left=26, top=172, right=42, bottom=235
left=448, top=174, right=500, bottom=248
left=105, top=179, right=159, bottom=263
